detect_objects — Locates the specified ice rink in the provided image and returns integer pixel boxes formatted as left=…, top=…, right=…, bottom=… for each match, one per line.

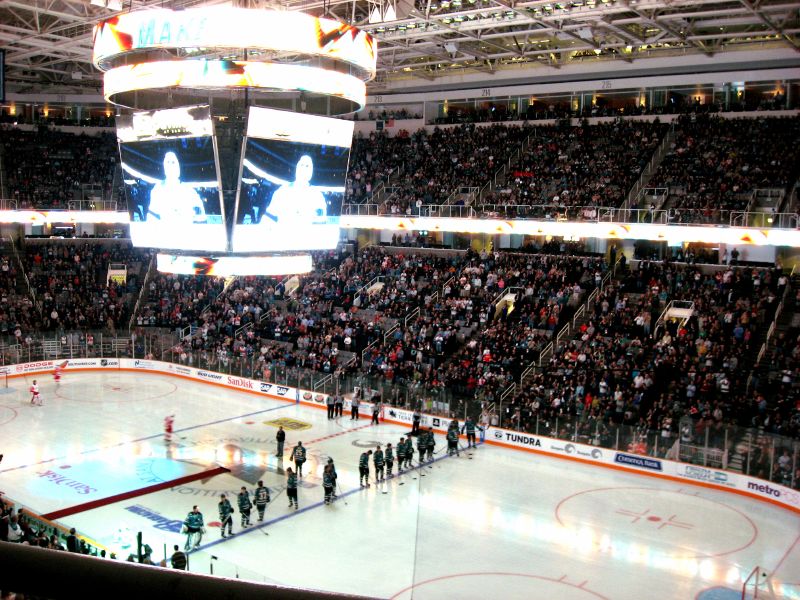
left=1, top=371, right=798, bottom=600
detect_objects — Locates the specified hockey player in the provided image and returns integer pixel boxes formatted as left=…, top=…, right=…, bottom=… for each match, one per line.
left=292, top=441, right=307, bottom=477
left=416, top=433, right=426, bottom=467
left=164, top=415, right=175, bottom=444
left=254, top=480, right=270, bottom=521
left=447, top=422, right=459, bottom=457
left=359, top=449, right=372, bottom=487
left=327, top=458, right=338, bottom=497
left=29, top=380, right=41, bottom=406
left=373, top=445, right=385, bottom=481
left=53, top=362, right=65, bottom=388
left=404, top=437, right=414, bottom=470
left=237, top=486, right=252, bottom=528
left=182, top=505, right=204, bottom=551
left=462, top=417, right=479, bottom=448
left=218, top=494, right=234, bottom=537
left=385, top=443, right=394, bottom=478
left=286, top=467, right=298, bottom=509
left=397, top=438, right=406, bottom=473
left=426, top=427, right=436, bottom=461
left=323, top=464, right=334, bottom=505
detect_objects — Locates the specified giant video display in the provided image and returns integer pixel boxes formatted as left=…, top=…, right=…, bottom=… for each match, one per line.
left=118, top=105, right=226, bottom=252
left=232, top=107, right=354, bottom=253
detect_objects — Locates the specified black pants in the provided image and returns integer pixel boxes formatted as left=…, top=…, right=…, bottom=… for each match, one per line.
left=467, top=432, right=476, bottom=447
left=287, top=488, right=298, bottom=505
left=295, top=460, right=305, bottom=476
left=371, top=412, right=379, bottom=424
left=412, top=420, right=420, bottom=434
left=352, top=407, right=359, bottom=420
left=335, top=404, right=343, bottom=417
left=240, top=508, right=251, bottom=526
left=375, top=464, right=384, bottom=480
left=220, top=516, right=233, bottom=536
left=256, top=503, right=267, bottom=520
left=324, top=486, right=333, bottom=503
left=386, top=459, right=393, bottom=475
left=327, top=404, right=334, bottom=419
left=359, top=466, right=369, bottom=484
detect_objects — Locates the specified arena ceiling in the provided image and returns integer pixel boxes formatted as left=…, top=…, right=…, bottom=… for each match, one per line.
left=1, top=0, right=798, bottom=95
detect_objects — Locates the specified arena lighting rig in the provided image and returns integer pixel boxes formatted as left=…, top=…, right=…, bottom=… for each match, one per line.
left=91, top=5, right=375, bottom=276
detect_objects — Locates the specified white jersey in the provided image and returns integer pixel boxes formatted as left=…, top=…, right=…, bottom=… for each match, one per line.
left=265, top=184, right=326, bottom=226
left=30, top=384, right=40, bottom=396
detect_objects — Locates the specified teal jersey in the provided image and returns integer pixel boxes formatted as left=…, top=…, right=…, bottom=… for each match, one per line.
left=417, top=435, right=426, bottom=451
left=463, top=420, right=476, bottom=434
left=406, top=440, right=414, bottom=455
left=373, top=449, right=384, bottom=467
left=287, top=473, right=298, bottom=489
left=426, top=432, right=435, bottom=449
left=359, top=453, right=369, bottom=468
left=447, top=429, right=458, bottom=442
left=397, top=443, right=406, bottom=458
left=237, top=491, right=252, bottom=511
left=293, top=446, right=306, bottom=462
left=254, top=486, right=270, bottom=505
left=218, top=499, right=233, bottom=520
left=385, top=447, right=394, bottom=461
left=184, top=511, right=203, bottom=530
left=323, top=471, right=334, bottom=487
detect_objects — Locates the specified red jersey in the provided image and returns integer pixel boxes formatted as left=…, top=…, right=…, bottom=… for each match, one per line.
left=164, top=416, right=174, bottom=433
left=54, top=366, right=63, bottom=381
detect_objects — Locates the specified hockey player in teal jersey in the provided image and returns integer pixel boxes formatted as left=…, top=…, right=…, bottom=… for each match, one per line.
left=426, top=427, right=436, bottom=461
left=323, top=464, right=335, bottom=504
left=417, top=433, right=427, bottom=467
left=286, top=467, right=298, bottom=509
left=461, top=417, right=480, bottom=448
left=373, top=445, right=385, bottom=481
left=292, top=441, right=307, bottom=477
left=254, top=480, right=270, bottom=521
left=327, top=458, right=338, bottom=498
left=237, top=487, right=253, bottom=528
left=447, top=424, right=460, bottom=457
left=385, top=443, right=394, bottom=478
left=404, top=438, right=414, bottom=469
left=397, top=437, right=406, bottom=473
left=359, top=450, right=372, bottom=487
left=182, top=505, right=204, bottom=551
left=218, top=494, right=234, bottom=538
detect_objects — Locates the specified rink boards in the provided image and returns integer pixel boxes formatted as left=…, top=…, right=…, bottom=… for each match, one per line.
left=3, top=357, right=799, bottom=516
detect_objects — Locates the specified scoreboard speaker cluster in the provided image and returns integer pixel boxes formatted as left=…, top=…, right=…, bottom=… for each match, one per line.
left=92, top=5, right=376, bottom=275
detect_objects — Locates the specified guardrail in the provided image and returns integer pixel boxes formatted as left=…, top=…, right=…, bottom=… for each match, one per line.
left=341, top=201, right=800, bottom=229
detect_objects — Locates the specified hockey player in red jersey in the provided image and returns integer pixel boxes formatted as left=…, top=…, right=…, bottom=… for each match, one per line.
left=164, top=415, right=175, bottom=443
left=53, top=361, right=66, bottom=387
left=30, top=380, right=41, bottom=406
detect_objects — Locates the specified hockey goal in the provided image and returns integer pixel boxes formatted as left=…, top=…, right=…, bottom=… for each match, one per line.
left=742, top=566, right=777, bottom=600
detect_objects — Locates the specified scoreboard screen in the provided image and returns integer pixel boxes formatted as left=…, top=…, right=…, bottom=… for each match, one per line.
left=232, top=107, right=354, bottom=253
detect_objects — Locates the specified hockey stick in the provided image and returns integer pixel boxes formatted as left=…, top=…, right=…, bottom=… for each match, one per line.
left=257, top=489, right=285, bottom=536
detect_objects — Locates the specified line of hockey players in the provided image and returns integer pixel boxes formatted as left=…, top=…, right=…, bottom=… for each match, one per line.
left=181, top=417, right=483, bottom=550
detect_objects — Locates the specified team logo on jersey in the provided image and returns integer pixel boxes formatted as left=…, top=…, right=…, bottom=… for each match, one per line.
left=264, top=417, right=311, bottom=431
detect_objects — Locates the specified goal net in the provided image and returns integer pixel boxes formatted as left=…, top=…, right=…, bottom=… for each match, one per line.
left=742, top=566, right=777, bottom=600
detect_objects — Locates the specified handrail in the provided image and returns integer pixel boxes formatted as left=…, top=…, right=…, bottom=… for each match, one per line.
left=383, top=323, right=399, bottom=344
left=404, top=306, right=420, bottom=328
left=128, top=253, right=156, bottom=331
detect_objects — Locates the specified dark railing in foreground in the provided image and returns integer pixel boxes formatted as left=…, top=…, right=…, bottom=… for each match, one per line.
left=0, top=542, right=376, bottom=600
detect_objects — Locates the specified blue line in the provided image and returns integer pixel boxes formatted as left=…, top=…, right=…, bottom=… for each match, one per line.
left=0, top=403, right=293, bottom=474
left=192, top=442, right=485, bottom=553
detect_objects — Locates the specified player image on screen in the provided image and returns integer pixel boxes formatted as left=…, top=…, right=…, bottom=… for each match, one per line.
left=147, top=151, right=206, bottom=224
left=232, top=107, right=353, bottom=253
left=234, top=138, right=350, bottom=252
left=119, top=135, right=227, bottom=252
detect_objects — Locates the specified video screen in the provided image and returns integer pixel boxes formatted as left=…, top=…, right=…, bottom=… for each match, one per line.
left=232, top=107, right=354, bottom=253
left=117, top=106, right=226, bottom=252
